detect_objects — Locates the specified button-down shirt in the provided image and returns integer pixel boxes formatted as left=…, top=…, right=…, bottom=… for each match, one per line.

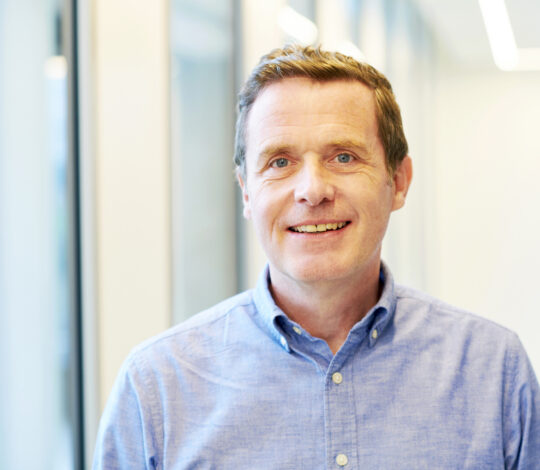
left=93, top=264, right=540, bottom=469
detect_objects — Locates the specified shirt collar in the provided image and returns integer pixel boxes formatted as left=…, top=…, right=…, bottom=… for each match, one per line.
left=252, top=265, right=292, bottom=352
left=252, top=261, right=397, bottom=351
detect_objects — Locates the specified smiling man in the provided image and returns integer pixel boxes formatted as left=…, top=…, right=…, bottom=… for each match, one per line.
left=93, top=46, right=540, bottom=469
left=237, top=75, right=411, bottom=354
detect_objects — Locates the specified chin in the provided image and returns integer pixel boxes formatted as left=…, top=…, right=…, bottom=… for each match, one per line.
left=281, top=260, right=357, bottom=284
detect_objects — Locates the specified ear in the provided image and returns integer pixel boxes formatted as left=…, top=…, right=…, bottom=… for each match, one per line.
left=236, top=172, right=252, bottom=219
left=391, top=156, right=413, bottom=211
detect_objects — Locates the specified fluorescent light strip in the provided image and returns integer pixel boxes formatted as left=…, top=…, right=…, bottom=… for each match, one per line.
left=336, top=40, right=366, bottom=62
left=479, top=0, right=540, bottom=71
left=478, top=0, right=518, bottom=70
left=278, top=6, right=318, bottom=45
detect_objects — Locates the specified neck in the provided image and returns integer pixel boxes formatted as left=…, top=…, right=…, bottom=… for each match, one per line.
left=269, top=261, right=382, bottom=354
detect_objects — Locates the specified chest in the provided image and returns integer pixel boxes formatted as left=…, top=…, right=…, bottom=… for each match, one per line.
left=157, top=352, right=505, bottom=469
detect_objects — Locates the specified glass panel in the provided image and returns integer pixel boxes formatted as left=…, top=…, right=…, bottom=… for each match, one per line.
left=0, top=0, right=79, bottom=468
left=170, top=0, right=237, bottom=322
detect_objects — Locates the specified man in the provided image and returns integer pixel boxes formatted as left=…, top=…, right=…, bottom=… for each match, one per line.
left=93, top=45, right=540, bottom=468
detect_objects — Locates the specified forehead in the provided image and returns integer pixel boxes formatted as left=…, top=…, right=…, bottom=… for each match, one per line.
left=245, top=78, right=379, bottom=151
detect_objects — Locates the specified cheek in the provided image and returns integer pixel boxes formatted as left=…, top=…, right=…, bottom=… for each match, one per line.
left=353, top=184, right=394, bottom=222
left=249, top=188, right=287, bottom=235
left=249, top=191, right=273, bottom=226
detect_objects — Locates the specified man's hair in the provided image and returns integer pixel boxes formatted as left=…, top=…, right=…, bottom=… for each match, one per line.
left=234, top=44, right=408, bottom=177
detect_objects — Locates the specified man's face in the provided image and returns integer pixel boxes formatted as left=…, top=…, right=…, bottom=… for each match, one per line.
left=238, top=77, right=411, bottom=286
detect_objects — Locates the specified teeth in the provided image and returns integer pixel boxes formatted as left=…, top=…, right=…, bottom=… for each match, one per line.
left=291, top=222, right=347, bottom=233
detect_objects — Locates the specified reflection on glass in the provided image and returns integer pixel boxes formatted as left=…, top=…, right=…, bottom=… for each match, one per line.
left=0, top=0, right=77, bottom=468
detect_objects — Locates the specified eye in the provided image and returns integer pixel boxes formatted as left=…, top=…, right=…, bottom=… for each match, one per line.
left=271, top=157, right=289, bottom=168
left=335, top=153, right=353, bottom=163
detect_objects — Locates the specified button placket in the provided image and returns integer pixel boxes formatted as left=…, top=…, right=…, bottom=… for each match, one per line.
left=325, top=359, right=358, bottom=469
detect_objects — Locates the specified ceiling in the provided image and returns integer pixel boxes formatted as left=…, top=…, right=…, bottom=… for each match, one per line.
left=411, top=0, right=540, bottom=67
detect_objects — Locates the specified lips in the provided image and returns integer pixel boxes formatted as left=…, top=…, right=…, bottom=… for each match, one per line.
left=289, top=221, right=350, bottom=233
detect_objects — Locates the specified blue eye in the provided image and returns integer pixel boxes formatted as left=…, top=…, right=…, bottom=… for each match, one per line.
left=336, top=153, right=352, bottom=163
left=272, top=157, right=289, bottom=168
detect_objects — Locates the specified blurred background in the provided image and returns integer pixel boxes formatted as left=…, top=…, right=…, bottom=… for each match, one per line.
left=1, top=0, right=539, bottom=468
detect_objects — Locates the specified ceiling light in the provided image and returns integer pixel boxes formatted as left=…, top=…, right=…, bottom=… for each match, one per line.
left=278, top=6, right=318, bottom=45
left=479, top=0, right=540, bottom=71
left=478, top=0, right=518, bottom=70
left=335, top=41, right=366, bottom=62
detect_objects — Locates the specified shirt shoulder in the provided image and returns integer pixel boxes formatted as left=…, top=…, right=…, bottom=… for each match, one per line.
left=391, top=284, right=533, bottom=376
left=394, top=283, right=518, bottom=339
left=122, top=289, right=261, bottom=374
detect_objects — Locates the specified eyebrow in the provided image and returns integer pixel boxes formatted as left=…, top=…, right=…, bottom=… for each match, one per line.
left=323, top=139, right=369, bottom=153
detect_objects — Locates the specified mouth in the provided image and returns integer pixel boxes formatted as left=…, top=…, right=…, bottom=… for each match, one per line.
left=289, top=221, right=350, bottom=233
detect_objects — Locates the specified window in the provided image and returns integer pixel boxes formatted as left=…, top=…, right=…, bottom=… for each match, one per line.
left=0, top=0, right=83, bottom=467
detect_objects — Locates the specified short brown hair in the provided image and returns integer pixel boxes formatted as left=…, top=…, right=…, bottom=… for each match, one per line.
left=234, top=45, right=408, bottom=176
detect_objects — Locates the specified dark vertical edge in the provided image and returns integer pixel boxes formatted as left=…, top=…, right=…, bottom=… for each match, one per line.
left=232, top=0, right=246, bottom=292
left=64, top=0, right=85, bottom=468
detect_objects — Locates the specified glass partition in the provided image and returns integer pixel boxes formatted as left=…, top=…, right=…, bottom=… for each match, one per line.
left=0, top=0, right=82, bottom=467
left=170, top=0, right=238, bottom=322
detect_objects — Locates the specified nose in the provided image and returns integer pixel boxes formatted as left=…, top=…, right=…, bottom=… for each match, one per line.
left=294, top=157, right=336, bottom=206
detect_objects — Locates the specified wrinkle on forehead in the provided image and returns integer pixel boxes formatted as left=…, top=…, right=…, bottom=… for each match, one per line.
left=247, top=78, right=378, bottom=137
left=243, top=78, right=383, bottom=177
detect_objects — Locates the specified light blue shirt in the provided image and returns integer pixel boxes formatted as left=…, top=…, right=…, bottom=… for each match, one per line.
left=93, top=264, right=540, bottom=469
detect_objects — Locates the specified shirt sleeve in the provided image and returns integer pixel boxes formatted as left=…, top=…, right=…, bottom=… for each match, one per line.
left=92, top=355, right=159, bottom=470
left=503, top=334, right=540, bottom=469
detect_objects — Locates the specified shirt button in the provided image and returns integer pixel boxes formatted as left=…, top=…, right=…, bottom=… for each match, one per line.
left=332, top=372, right=343, bottom=384
left=292, top=326, right=302, bottom=335
left=372, top=329, right=378, bottom=339
left=336, top=453, right=348, bottom=466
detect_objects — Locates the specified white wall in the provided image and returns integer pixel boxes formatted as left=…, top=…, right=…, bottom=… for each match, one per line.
left=431, top=66, right=540, bottom=373
left=90, top=0, right=171, bottom=416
